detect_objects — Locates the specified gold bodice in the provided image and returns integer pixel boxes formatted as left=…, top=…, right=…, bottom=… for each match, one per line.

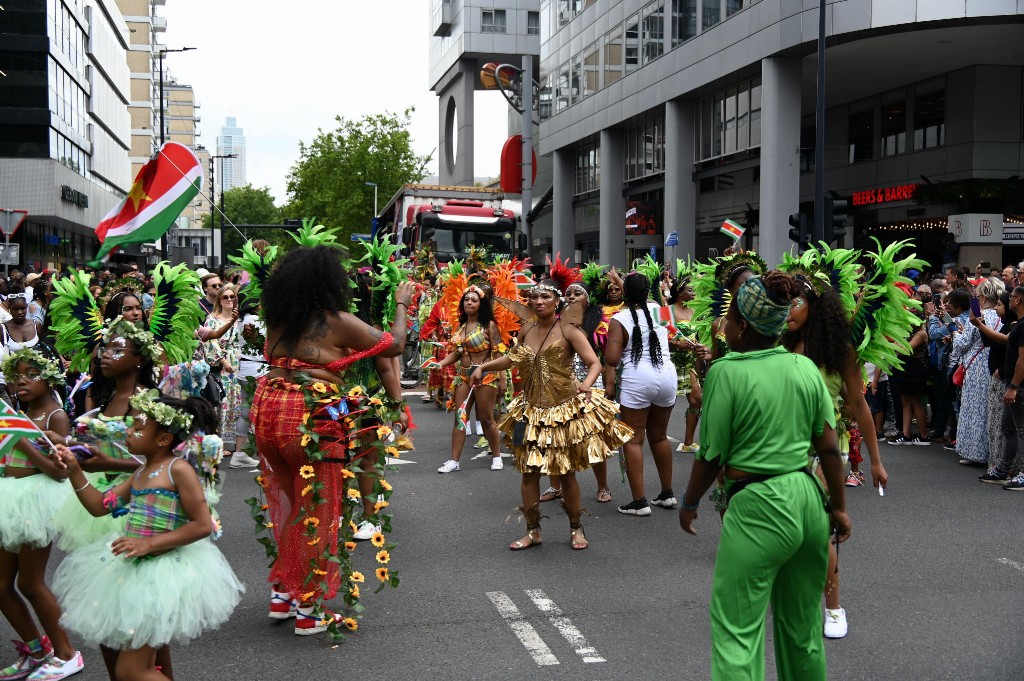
left=507, top=339, right=577, bottom=409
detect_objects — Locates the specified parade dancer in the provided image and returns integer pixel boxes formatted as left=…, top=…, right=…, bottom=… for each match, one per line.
left=53, top=393, right=243, bottom=681
left=473, top=278, right=632, bottom=550
left=663, top=259, right=704, bottom=453
left=0, top=349, right=81, bottom=681
left=679, top=271, right=851, bottom=681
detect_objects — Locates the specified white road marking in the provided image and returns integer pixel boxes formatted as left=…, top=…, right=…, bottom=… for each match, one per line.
left=403, top=390, right=428, bottom=396
left=487, top=591, right=560, bottom=666
left=525, top=589, right=606, bottom=663
left=997, top=557, right=1024, bottom=572
left=470, top=451, right=512, bottom=460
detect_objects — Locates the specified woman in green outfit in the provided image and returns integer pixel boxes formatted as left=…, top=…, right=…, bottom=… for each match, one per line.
left=679, top=271, right=851, bottom=681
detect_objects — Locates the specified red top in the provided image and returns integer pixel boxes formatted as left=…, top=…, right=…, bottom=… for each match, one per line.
left=266, top=332, right=393, bottom=373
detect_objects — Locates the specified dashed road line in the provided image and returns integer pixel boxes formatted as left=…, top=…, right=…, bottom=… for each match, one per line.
left=486, top=591, right=559, bottom=666
left=525, top=589, right=606, bottom=663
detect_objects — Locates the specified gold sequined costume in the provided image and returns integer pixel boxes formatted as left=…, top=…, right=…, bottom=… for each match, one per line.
left=498, top=338, right=633, bottom=475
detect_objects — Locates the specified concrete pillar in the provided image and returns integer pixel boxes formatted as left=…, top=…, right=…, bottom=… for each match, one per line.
left=552, top=147, right=574, bottom=262
left=665, top=99, right=696, bottom=263
left=758, top=57, right=801, bottom=267
left=599, top=129, right=625, bottom=269
left=438, top=60, right=476, bottom=186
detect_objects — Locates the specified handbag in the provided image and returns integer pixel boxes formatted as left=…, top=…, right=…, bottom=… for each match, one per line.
left=953, top=348, right=983, bottom=387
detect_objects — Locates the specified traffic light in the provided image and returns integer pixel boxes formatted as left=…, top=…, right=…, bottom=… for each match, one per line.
left=788, top=212, right=810, bottom=250
left=824, top=198, right=848, bottom=245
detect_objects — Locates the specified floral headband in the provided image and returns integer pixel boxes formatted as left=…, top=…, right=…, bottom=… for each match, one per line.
left=564, top=282, right=589, bottom=299
left=531, top=283, right=563, bottom=298
left=463, top=285, right=486, bottom=300
left=102, top=316, right=161, bottom=362
left=1, top=347, right=66, bottom=387
left=130, top=389, right=193, bottom=436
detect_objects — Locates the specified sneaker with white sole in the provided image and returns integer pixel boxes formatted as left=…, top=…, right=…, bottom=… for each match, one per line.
left=617, top=497, right=652, bottom=516
left=268, top=589, right=297, bottom=620
left=0, top=638, right=52, bottom=681
left=473, top=436, right=489, bottom=449
left=650, top=489, right=678, bottom=508
left=887, top=434, right=907, bottom=445
left=26, top=652, right=83, bottom=681
left=676, top=443, right=699, bottom=453
left=294, top=606, right=342, bottom=636
left=353, top=520, right=380, bottom=541
left=229, top=451, right=260, bottom=468
left=844, top=472, right=865, bottom=487
left=1003, top=473, right=1024, bottom=490
left=823, top=608, right=848, bottom=639
left=437, top=459, right=460, bottom=474
left=490, top=457, right=504, bottom=471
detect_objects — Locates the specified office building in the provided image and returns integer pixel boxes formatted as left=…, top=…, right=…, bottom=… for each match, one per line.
left=534, top=0, right=1024, bottom=270
left=217, top=116, right=246, bottom=191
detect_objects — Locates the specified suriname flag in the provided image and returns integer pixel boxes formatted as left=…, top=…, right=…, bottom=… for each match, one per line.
left=90, top=141, right=203, bottom=265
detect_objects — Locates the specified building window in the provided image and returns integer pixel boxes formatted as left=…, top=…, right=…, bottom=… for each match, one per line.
left=539, top=73, right=553, bottom=120
left=671, top=0, right=697, bottom=47
left=914, top=86, right=945, bottom=150
left=625, top=116, right=665, bottom=181
left=625, top=14, right=639, bottom=74
left=555, top=62, right=571, bottom=113
left=575, top=141, right=600, bottom=195
left=641, top=1, right=665, bottom=64
left=604, top=25, right=624, bottom=86
left=694, top=77, right=761, bottom=162
left=481, top=9, right=506, bottom=33
left=848, top=107, right=874, bottom=163
left=527, top=11, right=540, bottom=35
left=726, top=0, right=745, bottom=17
left=570, top=53, right=582, bottom=105
left=583, top=42, right=600, bottom=99
left=701, top=0, right=720, bottom=30
left=799, top=120, right=815, bottom=172
left=880, top=95, right=906, bottom=157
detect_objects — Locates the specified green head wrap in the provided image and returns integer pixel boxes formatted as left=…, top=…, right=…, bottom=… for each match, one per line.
left=735, top=276, right=790, bottom=338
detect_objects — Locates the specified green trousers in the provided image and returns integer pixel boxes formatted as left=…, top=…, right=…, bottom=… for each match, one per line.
left=710, top=471, right=829, bottom=681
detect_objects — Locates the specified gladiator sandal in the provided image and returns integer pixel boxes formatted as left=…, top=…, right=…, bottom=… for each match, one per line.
left=563, top=503, right=590, bottom=551
left=509, top=504, right=545, bottom=551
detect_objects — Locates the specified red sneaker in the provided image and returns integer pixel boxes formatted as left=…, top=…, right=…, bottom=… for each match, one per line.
left=268, top=590, right=297, bottom=620
left=294, top=607, right=342, bottom=636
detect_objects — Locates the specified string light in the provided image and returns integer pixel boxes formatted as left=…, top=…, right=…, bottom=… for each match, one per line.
left=1005, top=215, right=1024, bottom=226
left=865, top=218, right=950, bottom=232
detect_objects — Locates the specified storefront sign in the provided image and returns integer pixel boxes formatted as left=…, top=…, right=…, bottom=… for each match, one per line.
left=1002, top=224, right=1024, bottom=243
left=60, top=185, right=89, bottom=208
left=851, top=184, right=920, bottom=207
left=949, top=213, right=1002, bottom=244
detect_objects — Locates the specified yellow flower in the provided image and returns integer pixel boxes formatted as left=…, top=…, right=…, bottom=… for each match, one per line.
left=385, top=446, right=399, bottom=457
left=349, top=585, right=360, bottom=599
left=301, top=411, right=311, bottom=424
left=311, top=382, right=328, bottom=394
left=303, top=517, right=320, bottom=528
left=497, top=342, right=508, bottom=353
left=341, top=469, right=356, bottom=479
left=349, top=521, right=358, bottom=533
left=368, top=396, right=383, bottom=406
left=299, top=465, right=316, bottom=480
left=347, top=386, right=364, bottom=397
left=351, top=571, right=365, bottom=583
left=260, top=504, right=269, bottom=510
left=301, top=434, right=312, bottom=447
left=313, top=568, right=327, bottom=576
left=375, top=550, right=390, bottom=564
left=344, top=541, right=357, bottom=551
left=375, top=567, right=389, bottom=582
left=264, top=522, right=274, bottom=529
left=347, top=488, right=362, bottom=500
left=255, top=475, right=265, bottom=487
left=380, top=479, right=392, bottom=492
left=342, top=617, right=358, bottom=631
left=301, top=591, right=316, bottom=602
left=374, top=499, right=390, bottom=512
left=307, top=536, right=320, bottom=546
left=301, top=484, right=312, bottom=497
left=376, top=424, right=392, bottom=440
left=370, top=532, right=386, bottom=548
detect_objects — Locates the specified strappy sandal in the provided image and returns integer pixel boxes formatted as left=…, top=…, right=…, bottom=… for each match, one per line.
left=510, top=528, right=542, bottom=551
left=595, top=488, right=612, bottom=503
left=539, top=486, right=563, bottom=502
left=570, top=525, right=588, bottom=550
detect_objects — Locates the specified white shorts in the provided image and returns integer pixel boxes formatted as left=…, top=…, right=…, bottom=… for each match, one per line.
left=619, top=370, right=677, bottom=409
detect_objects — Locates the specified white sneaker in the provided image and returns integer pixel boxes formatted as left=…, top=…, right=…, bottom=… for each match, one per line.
left=26, top=651, right=84, bottom=680
left=352, top=521, right=380, bottom=541
left=437, top=459, right=460, bottom=474
left=490, top=457, right=504, bottom=471
left=823, top=608, right=848, bottom=639
left=676, top=442, right=699, bottom=453
left=229, top=451, right=260, bottom=468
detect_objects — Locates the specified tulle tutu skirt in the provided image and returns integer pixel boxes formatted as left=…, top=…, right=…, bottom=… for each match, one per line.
left=54, top=535, right=245, bottom=649
left=53, top=472, right=130, bottom=552
left=0, top=473, right=72, bottom=551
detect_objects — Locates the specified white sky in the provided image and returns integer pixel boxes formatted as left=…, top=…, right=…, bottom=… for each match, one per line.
left=161, top=0, right=507, bottom=206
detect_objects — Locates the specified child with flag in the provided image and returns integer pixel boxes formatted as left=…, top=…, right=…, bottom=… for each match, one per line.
left=0, top=347, right=84, bottom=680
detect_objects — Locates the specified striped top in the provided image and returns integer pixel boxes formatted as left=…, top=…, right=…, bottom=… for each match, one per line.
left=123, top=488, right=187, bottom=538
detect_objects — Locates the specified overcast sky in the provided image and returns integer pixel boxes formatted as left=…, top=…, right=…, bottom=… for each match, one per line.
left=162, top=1, right=507, bottom=205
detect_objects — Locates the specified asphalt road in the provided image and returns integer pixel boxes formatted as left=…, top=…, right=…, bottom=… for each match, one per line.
left=5, top=395, right=1024, bottom=680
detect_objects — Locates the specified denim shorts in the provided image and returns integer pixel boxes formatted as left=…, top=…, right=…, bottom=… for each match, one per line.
left=865, top=381, right=889, bottom=414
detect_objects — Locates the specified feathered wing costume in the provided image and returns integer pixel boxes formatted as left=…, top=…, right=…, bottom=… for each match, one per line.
left=689, top=250, right=767, bottom=348
left=357, top=237, right=410, bottom=329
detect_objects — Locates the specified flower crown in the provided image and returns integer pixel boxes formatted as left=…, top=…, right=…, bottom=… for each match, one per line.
left=1, top=348, right=66, bottom=387
left=102, top=316, right=161, bottom=362
left=129, top=389, right=193, bottom=436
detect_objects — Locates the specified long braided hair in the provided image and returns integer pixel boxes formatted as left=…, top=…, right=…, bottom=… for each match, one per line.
left=623, top=272, right=662, bottom=367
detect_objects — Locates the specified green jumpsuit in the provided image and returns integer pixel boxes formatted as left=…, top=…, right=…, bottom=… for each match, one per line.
left=698, top=346, right=835, bottom=680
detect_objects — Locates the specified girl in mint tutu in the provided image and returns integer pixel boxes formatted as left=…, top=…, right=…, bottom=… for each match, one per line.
left=0, top=348, right=83, bottom=680
left=53, top=391, right=243, bottom=681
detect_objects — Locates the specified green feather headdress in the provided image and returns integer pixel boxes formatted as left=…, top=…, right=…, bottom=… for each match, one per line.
left=228, top=240, right=279, bottom=308
left=689, top=251, right=767, bottom=347
left=149, top=262, right=205, bottom=365
left=290, top=218, right=340, bottom=248
left=634, top=255, right=664, bottom=305
left=356, top=238, right=410, bottom=328
left=49, top=269, right=106, bottom=372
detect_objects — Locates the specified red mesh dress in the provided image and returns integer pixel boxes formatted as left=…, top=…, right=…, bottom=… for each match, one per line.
left=253, top=333, right=392, bottom=601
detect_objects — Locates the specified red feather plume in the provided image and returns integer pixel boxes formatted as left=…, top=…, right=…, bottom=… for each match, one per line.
left=546, top=252, right=581, bottom=295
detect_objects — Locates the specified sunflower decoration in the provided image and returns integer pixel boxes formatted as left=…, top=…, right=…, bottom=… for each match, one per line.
left=375, top=550, right=391, bottom=564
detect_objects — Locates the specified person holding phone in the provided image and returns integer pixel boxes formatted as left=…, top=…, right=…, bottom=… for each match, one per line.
left=952, top=280, right=1002, bottom=465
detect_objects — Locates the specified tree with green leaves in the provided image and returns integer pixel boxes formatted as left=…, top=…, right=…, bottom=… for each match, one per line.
left=284, top=108, right=431, bottom=240
left=203, top=184, right=290, bottom=256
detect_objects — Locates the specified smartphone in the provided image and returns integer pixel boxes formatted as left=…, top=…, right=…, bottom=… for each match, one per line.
left=969, top=296, right=982, bottom=317
left=932, top=293, right=942, bottom=306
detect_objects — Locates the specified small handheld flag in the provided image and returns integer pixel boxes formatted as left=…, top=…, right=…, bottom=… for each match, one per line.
left=720, top=219, right=745, bottom=241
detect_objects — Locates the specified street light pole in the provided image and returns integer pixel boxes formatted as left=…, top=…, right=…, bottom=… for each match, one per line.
left=156, top=46, right=195, bottom=260
left=211, top=152, right=237, bottom=267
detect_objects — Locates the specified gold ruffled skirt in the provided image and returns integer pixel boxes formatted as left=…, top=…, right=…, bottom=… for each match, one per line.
left=498, top=389, right=634, bottom=475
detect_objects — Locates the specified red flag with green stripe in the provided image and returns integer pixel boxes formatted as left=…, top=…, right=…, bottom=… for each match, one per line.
left=91, top=141, right=203, bottom=265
